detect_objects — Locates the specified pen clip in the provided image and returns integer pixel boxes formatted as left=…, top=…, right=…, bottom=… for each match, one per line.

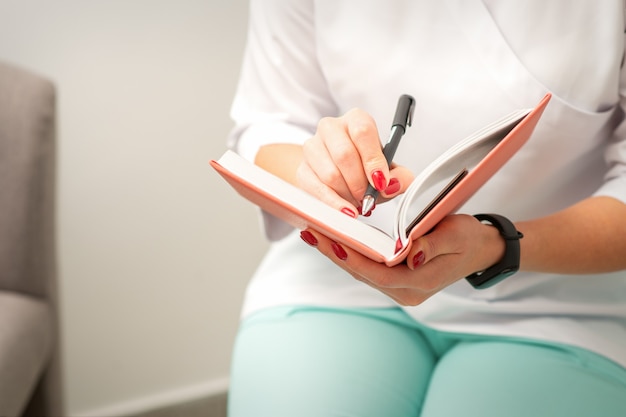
left=392, top=94, right=416, bottom=131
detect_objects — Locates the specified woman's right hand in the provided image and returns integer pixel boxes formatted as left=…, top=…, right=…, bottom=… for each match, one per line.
left=294, top=108, right=414, bottom=217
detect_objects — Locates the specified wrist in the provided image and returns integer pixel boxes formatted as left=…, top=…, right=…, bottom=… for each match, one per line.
left=467, top=214, right=523, bottom=289
left=480, top=221, right=507, bottom=270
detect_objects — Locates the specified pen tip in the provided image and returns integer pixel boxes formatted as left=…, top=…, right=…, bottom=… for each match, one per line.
left=361, top=196, right=375, bottom=216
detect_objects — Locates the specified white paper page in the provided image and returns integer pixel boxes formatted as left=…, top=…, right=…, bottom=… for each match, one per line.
left=393, top=109, right=530, bottom=244
left=217, top=151, right=399, bottom=259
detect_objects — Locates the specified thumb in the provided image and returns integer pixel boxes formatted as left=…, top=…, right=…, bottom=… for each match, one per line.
left=380, top=164, right=414, bottom=199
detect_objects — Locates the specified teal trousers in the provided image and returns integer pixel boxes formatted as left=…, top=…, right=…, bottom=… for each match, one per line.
left=228, top=306, right=626, bottom=417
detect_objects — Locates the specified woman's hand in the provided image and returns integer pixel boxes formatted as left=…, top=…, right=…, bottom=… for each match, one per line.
left=299, top=214, right=506, bottom=305
left=296, top=108, right=414, bottom=216
left=299, top=196, right=626, bottom=304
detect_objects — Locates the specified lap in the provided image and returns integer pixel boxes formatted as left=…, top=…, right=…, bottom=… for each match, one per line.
left=422, top=340, right=626, bottom=417
left=228, top=306, right=434, bottom=417
left=228, top=307, right=626, bottom=417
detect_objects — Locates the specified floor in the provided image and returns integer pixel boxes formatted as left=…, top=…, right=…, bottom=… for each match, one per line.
left=126, top=392, right=227, bottom=417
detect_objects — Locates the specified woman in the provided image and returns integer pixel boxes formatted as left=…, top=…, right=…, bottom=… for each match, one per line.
left=226, top=1, right=626, bottom=416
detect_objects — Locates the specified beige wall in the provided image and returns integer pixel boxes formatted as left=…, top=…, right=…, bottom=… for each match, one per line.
left=0, top=1, right=269, bottom=415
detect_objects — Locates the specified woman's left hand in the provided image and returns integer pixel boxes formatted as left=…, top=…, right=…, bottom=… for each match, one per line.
left=300, top=214, right=506, bottom=305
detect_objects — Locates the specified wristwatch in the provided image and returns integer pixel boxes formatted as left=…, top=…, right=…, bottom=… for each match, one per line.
left=466, top=214, right=523, bottom=289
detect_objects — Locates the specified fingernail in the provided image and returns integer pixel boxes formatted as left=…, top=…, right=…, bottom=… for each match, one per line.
left=331, top=241, right=348, bottom=260
left=412, top=251, right=425, bottom=269
left=395, top=238, right=403, bottom=254
left=357, top=205, right=363, bottom=215
left=300, top=230, right=318, bottom=246
left=371, top=170, right=387, bottom=191
left=384, top=178, right=400, bottom=195
left=341, top=207, right=357, bottom=218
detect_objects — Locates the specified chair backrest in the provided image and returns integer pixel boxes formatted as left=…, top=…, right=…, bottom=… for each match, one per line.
left=0, top=61, right=64, bottom=417
left=0, top=61, right=56, bottom=298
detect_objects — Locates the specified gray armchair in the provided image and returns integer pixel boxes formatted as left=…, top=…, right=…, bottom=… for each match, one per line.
left=0, top=61, right=64, bottom=416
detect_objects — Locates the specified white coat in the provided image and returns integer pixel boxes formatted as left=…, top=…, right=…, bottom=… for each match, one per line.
left=228, top=0, right=626, bottom=367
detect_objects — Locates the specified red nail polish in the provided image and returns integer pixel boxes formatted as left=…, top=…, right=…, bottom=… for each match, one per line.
left=300, top=230, right=318, bottom=246
left=395, top=238, right=403, bottom=254
left=371, top=170, right=387, bottom=191
left=331, top=241, right=348, bottom=260
left=412, top=251, right=425, bottom=268
left=384, top=178, right=400, bottom=195
left=341, top=207, right=357, bottom=218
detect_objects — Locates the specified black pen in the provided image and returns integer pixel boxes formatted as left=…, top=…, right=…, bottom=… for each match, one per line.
left=361, top=94, right=415, bottom=216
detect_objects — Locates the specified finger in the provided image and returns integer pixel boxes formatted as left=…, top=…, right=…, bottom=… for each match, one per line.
left=306, top=229, right=424, bottom=290
left=406, top=214, right=477, bottom=271
left=379, top=164, right=414, bottom=200
left=301, top=229, right=448, bottom=306
left=296, top=161, right=359, bottom=217
left=344, top=109, right=390, bottom=192
left=301, top=134, right=353, bottom=199
left=316, top=116, right=370, bottom=203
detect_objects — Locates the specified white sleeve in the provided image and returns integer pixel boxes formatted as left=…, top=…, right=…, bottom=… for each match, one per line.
left=226, top=0, right=338, bottom=240
left=594, top=37, right=626, bottom=204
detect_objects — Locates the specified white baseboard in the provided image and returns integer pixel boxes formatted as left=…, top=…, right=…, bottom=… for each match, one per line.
left=72, top=376, right=230, bottom=417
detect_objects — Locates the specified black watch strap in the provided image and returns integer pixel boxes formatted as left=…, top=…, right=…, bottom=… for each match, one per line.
left=466, top=214, right=523, bottom=289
